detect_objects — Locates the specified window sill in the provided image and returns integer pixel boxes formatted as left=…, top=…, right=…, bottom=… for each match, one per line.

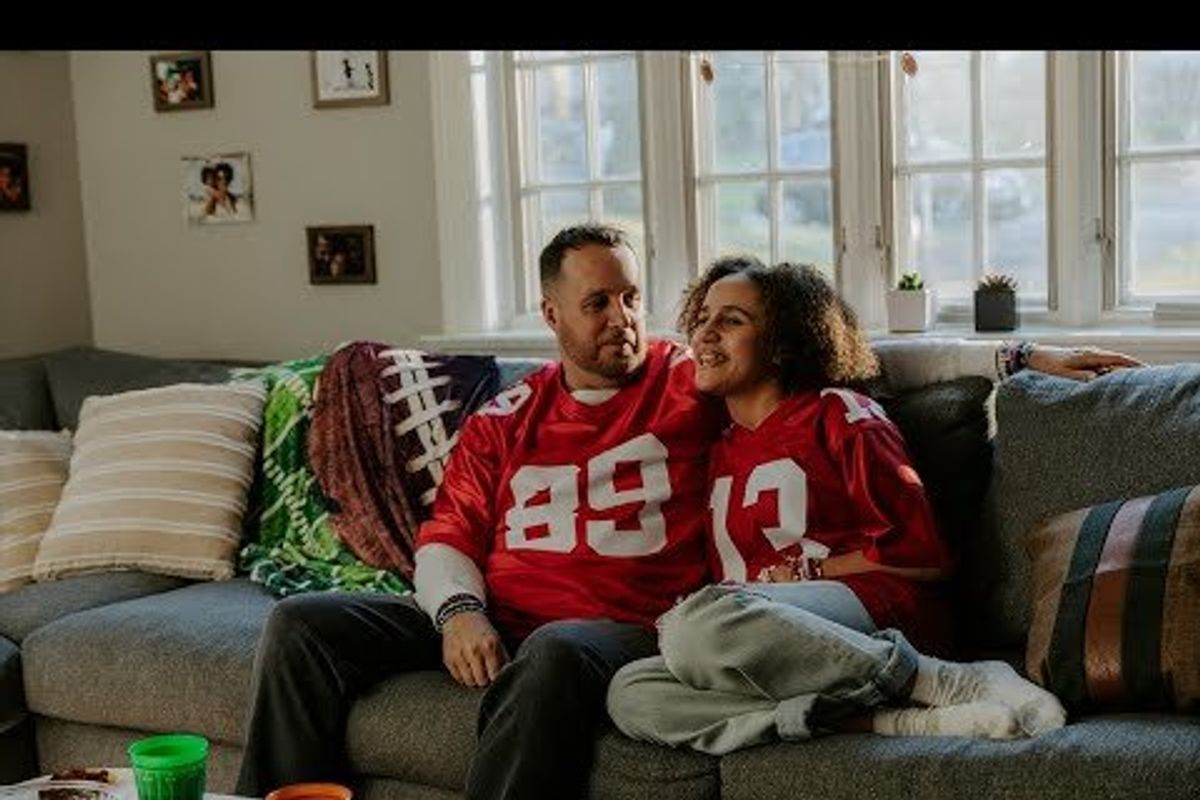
left=424, top=325, right=1200, bottom=364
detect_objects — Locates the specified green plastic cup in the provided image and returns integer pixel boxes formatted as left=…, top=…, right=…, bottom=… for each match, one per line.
left=128, top=733, right=209, bottom=800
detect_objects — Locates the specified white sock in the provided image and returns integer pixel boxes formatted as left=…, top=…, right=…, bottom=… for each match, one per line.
left=871, top=701, right=1022, bottom=740
left=909, top=657, right=1067, bottom=735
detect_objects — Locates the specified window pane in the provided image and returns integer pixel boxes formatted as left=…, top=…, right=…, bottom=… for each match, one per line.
left=537, top=190, right=590, bottom=247
left=902, top=51, right=971, bottom=162
left=536, top=65, right=586, bottom=182
left=713, top=52, right=767, bottom=173
left=986, top=168, right=1046, bottom=299
left=905, top=172, right=973, bottom=297
left=984, top=52, right=1045, bottom=158
left=780, top=179, right=834, bottom=270
left=776, top=52, right=830, bottom=170
left=518, top=51, right=574, bottom=62
left=596, top=58, right=642, bottom=180
left=1129, top=52, right=1200, bottom=149
left=601, top=186, right=645, bottom=265
left=715, top=181, right=769, bottom=260
left=1127, top=160, right=1200, bottom=295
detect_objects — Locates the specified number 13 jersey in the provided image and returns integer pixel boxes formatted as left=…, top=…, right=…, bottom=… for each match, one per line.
left=417, top=341, right=726, bottom=640
left=708, top=388, right=954, bottom=652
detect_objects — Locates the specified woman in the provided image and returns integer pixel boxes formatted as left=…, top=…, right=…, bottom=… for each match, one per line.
left=606, top=257, right=1066, bottom=755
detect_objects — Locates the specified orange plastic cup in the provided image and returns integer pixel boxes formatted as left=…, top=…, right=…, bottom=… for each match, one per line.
left=264, top=784, right=352, bottom=800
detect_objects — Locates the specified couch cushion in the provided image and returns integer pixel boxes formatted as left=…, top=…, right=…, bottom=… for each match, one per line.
left=0, top=356, right=56, bottom=431
left=966, top=365, right=1200, bottom=648
left=0, top=571, right=189, bottom=643
left=720, top=714, right=1200, bottom=800
left=1026, top=484, right=1200, bottom=714
left=22, top=578, right=274, bottom=745
left=346, top=671, right=718, bottom=799
left=1, top=635, right=22, bottom=726
left=43, top=347, right=241, bottom=430
left=34, top=381, right=266, bottom=583
left=878, top=376, right=994, bottom=552
left=1, top=430, right=72, bottom=591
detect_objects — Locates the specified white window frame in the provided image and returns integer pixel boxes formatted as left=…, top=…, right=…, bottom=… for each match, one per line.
left=882, top=51, right=1057, bottom=319
left=429, top=50, right=1200, bottom=363
left=689, top=51, right=842, bottom=279
left=1104, top=51, right=1200, bottom=317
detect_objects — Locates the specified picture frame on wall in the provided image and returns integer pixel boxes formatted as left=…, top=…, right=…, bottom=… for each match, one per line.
left=150, top=51, right=214, bottom=112
left=0, top=143, right=31, bottom=212
left=182, top=153, right=254, bottom=224
left=311, top=51, right=389, bottom=108
left=307, top=225, right=377, bottom=284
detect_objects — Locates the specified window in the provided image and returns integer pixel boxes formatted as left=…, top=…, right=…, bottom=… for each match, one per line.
left=887, top=51, right=1050, bottom=307
left=508, top=51, right=645, bottom=318
left=434, top=49, right=1200, bottom=345
left=1107, top=51, right=1200, bottom=309
left=692, top=51, right=836, bottom=274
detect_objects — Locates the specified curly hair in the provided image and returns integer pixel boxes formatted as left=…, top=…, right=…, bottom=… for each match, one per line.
left=678, top=258, right=879, bottom=393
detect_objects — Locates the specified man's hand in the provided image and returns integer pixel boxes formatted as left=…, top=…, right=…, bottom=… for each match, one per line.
left=442, top=610, right=508, bottom=688
left=1028, top=344, right=1145, bottom=382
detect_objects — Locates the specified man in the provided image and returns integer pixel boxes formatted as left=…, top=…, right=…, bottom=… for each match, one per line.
left=236, top=223, right=1140, bottom=800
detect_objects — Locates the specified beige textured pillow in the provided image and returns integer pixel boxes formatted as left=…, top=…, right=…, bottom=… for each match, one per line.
left=34, top=381, right=266, bottom=582
left=0, top=430, right=72, bottom=591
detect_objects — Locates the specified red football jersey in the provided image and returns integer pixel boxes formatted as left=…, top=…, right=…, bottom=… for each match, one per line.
left=416, top=341, right=726, bottom=640
left=707, top=388, right=953, bottom=651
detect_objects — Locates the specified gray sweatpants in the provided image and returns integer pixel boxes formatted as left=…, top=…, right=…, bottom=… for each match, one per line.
left=606, top=582, right=920, bottom=755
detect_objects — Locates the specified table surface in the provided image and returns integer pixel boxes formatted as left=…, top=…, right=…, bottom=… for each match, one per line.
left=4, top=768, right=251, bottom=800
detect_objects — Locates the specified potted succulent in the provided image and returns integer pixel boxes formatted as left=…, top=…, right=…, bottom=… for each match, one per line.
left=886, top=271, right=936, bottom=332
left=974, top=272, right=1019, bottom=332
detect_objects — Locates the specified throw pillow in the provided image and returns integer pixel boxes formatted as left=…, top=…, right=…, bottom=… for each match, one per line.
left=966, top=364, right=1200, bottom=649
left=0, top=431, right=72, bottom=591
left=1026, top=484, right=1200, bottom=714
left=33, top=381, right=266, bottom=582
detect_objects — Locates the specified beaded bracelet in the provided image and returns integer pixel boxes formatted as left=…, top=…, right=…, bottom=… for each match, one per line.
left=1000, top=340, right=1035, bottom=379
left=434, top=593, right=486, bottom=633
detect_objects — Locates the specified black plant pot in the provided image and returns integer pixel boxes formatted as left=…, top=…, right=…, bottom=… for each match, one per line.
left=974, top=290, right=1018, bottom=332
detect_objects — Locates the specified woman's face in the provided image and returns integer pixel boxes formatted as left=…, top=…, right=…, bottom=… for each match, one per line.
left=689, top=273, right=772, bottom=397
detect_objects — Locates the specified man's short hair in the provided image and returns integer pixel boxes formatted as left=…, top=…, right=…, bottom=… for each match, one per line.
left=539, top=223, right=632, bottom=289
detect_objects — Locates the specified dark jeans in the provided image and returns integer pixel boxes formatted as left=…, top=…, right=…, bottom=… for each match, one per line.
left=235, top=592, right=657, bottom=800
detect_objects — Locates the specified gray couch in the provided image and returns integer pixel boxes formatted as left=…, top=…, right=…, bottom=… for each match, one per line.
left=2, top=345, right=1198, bottom=799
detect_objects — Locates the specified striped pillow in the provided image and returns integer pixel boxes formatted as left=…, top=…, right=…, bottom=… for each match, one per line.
left=1026, top=485, right=1200, bottom=714
left=0, top=431, right=72, bottom=591
left=33, top=382, right=266, bottom=582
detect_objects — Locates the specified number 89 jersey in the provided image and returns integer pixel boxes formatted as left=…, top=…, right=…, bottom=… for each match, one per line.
left=417, top=341, right=726, bottom=641
left=708, top=388, right=954, bottom=651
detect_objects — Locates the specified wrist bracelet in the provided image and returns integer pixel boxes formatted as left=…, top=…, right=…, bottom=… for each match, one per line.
left=434, top=593, right=486, bottom=633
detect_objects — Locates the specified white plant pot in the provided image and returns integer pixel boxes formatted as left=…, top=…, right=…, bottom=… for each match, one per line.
left=886, top=289, right=937, bottom=333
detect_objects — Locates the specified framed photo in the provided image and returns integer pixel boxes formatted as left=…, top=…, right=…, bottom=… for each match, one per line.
left=0, top=143, right=31, bottom=212
left=307, top=225, right=377, bottom=284
left=182, top=153, right=254, bottom=225
left=311, top=51, right=389, bottom=108
left=150, top=52, right=213, bottom=112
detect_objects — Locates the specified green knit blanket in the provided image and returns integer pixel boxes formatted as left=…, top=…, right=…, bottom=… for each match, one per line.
left=233, top=356, right=411, bottom=597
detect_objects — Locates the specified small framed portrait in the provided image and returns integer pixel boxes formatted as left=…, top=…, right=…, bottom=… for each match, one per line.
left=150, top=51, right=214, bottom=112
left=182, top=153, right=254, bottom=225
left=307, top=225, right=377, bottom=284
left=311, top=51, right=389, bottom=108
left=0, top=143, right=31, bottom=212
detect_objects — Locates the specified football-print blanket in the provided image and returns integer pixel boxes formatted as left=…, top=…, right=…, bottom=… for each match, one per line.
left=308, top=342, right=499, bottom=578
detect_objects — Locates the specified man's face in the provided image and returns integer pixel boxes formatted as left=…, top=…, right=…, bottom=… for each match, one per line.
left=541, top=243, right=647, bottom=390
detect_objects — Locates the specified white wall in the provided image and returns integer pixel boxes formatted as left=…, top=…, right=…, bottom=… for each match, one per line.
left=70, top=51, right=442, bottom=361
left=0, top=52, right=92, bottom=358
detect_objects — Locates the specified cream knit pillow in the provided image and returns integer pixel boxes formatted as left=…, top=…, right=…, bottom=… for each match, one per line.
left=34, top=381, right=266, bottom=581
left=0, top=430, right=72, bottom=591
